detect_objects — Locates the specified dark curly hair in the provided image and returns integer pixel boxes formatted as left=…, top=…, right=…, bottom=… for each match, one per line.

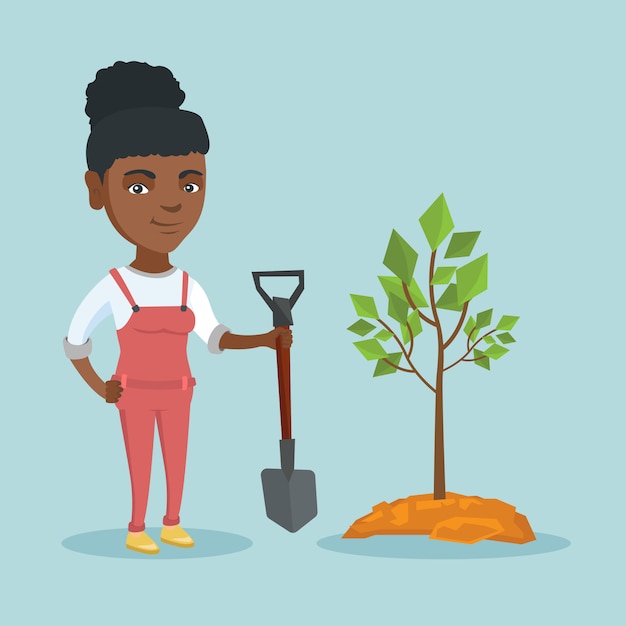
left=85, top=61, right=209, bottom=181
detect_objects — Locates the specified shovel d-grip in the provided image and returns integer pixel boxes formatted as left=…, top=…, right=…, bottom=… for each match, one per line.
left=252, top=270, right=304, bottom=327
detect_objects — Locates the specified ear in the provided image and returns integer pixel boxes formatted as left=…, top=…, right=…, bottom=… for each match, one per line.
left=85, top=170, right=105, bottom=210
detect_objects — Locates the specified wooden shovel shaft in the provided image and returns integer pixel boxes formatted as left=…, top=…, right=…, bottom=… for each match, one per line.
left=275, top=325, right=292, bottom=440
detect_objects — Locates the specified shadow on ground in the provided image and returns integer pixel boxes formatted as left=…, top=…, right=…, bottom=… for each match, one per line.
left=317, top=533, right=570, bottom=560
left=62, top=528, right=253, bottom=559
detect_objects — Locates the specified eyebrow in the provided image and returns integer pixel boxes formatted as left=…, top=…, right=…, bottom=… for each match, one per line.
left=123, top=169, right=156, bottom=179
left=179, top=170, right=204, bottom=179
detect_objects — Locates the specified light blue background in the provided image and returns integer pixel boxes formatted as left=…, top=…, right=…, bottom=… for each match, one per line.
left=3, top=1, right=624, bottom=623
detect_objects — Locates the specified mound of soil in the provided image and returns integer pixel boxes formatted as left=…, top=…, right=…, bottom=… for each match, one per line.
left=343, top=492, right=535, bottom=544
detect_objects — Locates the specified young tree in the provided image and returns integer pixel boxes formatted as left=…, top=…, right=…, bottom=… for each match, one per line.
left=349, top=193, right=519, bottom=501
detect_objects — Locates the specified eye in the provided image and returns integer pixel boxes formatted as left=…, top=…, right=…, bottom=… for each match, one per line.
left=183, top=183, right=200, bottom=193
left=128, top=183, right=149, bottom=195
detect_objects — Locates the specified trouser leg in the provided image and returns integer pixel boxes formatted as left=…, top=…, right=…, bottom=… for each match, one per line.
left=119, top=402, right=156, bottom=533
left=156, top=390, right=192, bottom=527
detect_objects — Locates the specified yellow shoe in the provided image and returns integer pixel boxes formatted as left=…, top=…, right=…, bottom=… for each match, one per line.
left=126, top=531, right=160, bottom=554
left=161, top=525, right=195, bottom=548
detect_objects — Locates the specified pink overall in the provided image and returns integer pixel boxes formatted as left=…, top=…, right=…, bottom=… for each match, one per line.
left=109, top=268, right=196, bottom=533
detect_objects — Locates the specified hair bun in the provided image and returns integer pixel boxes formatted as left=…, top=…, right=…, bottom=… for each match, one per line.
left=85, top=61, right=186, bottom=127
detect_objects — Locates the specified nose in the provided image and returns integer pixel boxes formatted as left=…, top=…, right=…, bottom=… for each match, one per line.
left=160, top=203, right=182, bottom=213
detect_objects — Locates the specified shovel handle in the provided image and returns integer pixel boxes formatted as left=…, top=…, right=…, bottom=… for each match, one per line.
left=253, top=270, right=305, bottom=311
left=276, top=326, right=292, bottom=440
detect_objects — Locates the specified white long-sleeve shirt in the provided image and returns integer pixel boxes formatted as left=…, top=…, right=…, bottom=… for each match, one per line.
left=64, top=266, right=229, bottom=359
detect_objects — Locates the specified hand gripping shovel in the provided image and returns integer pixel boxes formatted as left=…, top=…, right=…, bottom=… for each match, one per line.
left=253, top=270, right=317, bottom=532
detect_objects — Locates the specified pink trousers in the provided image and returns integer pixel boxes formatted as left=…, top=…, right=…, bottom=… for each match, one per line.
left=117, top=387, right=193, bottom=533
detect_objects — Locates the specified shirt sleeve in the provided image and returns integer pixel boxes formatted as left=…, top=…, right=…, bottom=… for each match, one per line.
left=63, top=275, right=113, bottom=359
left=189, top=278, right=230, bottom=354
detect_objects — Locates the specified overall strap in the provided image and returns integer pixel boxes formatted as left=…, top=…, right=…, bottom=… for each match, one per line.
left=181, top=271, right=189, bottom=311
left=109, top=268, right=140, bottom=312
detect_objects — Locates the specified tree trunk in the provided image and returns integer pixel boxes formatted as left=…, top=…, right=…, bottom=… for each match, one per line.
left=429, top=248, right=446, bottom=501
left=433, top=336, right=446, bottom=500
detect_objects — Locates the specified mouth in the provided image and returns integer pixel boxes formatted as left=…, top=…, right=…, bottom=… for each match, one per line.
left=151, top=218, right=183, bottom=227
left=151, top=218, right=183, bottom=234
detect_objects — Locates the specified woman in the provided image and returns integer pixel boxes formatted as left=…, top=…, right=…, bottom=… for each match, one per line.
left=64, top=61, right=291, bottom=554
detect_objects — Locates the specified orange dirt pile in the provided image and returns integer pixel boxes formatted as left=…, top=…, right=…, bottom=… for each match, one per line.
left=343, top=492, right=535, bottom=544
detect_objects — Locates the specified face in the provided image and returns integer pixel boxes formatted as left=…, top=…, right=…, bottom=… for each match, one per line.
left=85, top=152, right=206, bottom=254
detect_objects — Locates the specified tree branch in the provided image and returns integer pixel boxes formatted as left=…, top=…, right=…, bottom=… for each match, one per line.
left=444, top=329, right=497, bottom=371
left=377, top=318, right=435, bottom=393
left=382, top=358, right=413, bottom=373
left=402, top=282, right=417, bottom=310
left=419, top=310, right=437, bottom=326
left=403, top=281, right=436, bottom=326
left=428, top=251, right=441, bottom=329
left=443, top=301, right=469, bottom=350
left=466, top=326, right=476, bottom=351
left=406, top=319, right=415, bottom=359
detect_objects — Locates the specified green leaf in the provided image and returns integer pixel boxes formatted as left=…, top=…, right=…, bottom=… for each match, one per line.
left=435, top=284, right=464, bottom=311
left=401, top=309, right=423, bottom=344
left=430, top=266, right=456, bottom=285
left=375, top=329, right=394, bottom=341
left=353, top=339, right=388, bottom=361
left=373, top=352, right=402, bottom=377
left=378, top=275, right=402, bottom=298
left=473, top=349, right=490, bottom=370
left=350, top=294, right=379, bottom=319
left=347, top=319, right=377, bottom=336
left=378, top=276, right=429, bottom=308
left=463, top=316, right=476, bottom=337
left=406, top=279, right=429, bottom=308
left=419, top=193, right=454, bottom=251
left=484, top=335, right=496, bottom=344
left=475, top=308, right=493, bottom=329
left=497, top=332, right=516, bottom=344
left=407, top=309, right=423, bottom=336
left=496, top=315, right=520, bottom=330
left=388, top=292, right=409, bottom=323
left=456, top=254, right=488, bottom=303
left=383, top=230, right=418, bottom=284
left=444, top=231, right=481, bottom=258
left=484, top=344, right=509, bottom=360
left=401, top=323, right=411, bottom=344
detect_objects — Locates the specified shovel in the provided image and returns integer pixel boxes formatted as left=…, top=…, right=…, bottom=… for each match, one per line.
left=253, top=270, right=317, bottom=533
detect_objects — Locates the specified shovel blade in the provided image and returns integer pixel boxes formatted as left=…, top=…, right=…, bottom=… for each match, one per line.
left=261, top=468, right=317, bottom=532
